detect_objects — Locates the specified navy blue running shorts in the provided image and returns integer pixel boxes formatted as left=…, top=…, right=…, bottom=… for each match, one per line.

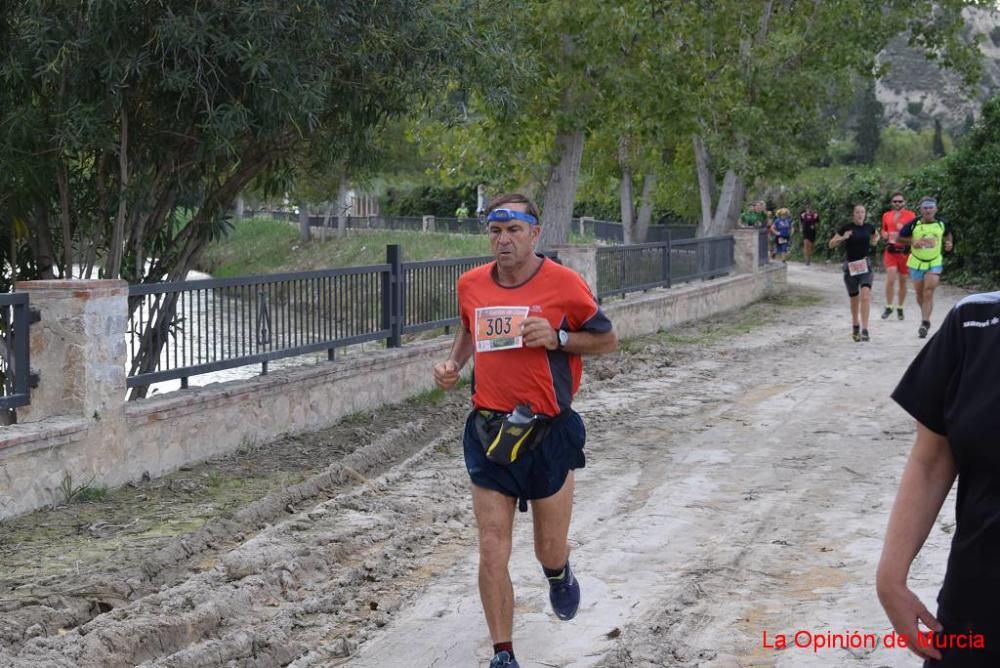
left=463, top=408, right=586, bottom=506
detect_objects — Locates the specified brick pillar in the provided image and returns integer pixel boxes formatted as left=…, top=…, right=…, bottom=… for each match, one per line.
left=733, top=228, right=761, bottom=274
left=17, top=280, right=128, bottom=424
left=550, top=244, right=599, bottom=295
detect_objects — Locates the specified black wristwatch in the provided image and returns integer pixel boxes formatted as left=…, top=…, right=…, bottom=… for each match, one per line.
left=557, top=329, right=569, bottom=350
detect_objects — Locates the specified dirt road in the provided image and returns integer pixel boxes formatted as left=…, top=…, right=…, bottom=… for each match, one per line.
left=0, top=264, right=968, bottom=667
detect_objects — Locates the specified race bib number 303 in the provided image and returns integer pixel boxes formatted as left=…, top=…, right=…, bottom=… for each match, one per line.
left=475, top=306, right=530, bottom=352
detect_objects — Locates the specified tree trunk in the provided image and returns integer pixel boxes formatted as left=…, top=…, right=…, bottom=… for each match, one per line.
left=105, top=109, right=129, bottom=278
left=709, top=170, right=745, bottom=236
left=26, top=205, right=57, bottom=279
left=56, top=161, right=74, bottom=279
left=618, top=136, right=636, bottom=245
left=538, top=129, right=585, bottom=251
left=336, top=172, right=349, bottom=237
left=693, top=135, right=715, bottom=237
left=636, top=172, right=656, bottom=243
left=298, top=202, right=311, bottom=242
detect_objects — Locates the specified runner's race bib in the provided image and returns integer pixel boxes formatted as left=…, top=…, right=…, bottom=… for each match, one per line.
left=847, top=258, right=869, bottom=276
left=888, top=232, right=898, bottom=243
left=777, top=237, right=788, bottom=244
left=475, top=306, right=529, bottom=352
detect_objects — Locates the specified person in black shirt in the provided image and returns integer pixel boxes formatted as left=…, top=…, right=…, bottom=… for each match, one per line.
left=799, top=204, right=820, bottom=266
left=878, top=293, right=1000, bottom=666
left=828, top=204, right=878, bottom=341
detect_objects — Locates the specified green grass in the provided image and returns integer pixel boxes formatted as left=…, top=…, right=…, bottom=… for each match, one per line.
left=199, top=217, right=599, bottom=278
left=199, top=218, right=493, bottom=277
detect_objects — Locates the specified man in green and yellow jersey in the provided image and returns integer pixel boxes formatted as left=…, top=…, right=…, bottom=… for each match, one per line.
left=897, top=197, right=953, bottom=339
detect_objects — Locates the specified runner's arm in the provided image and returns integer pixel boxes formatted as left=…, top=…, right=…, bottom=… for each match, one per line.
left=876, top=422, right=956, bottom=659
left=828, top=230, right=846, bottom=249
left=447, top=326, right=475, bottom=369
left=896, top=221, right=914, bottom=246
left=877, top=422, right=956, bottom=590
left=560, top=329, right=618, bottom=355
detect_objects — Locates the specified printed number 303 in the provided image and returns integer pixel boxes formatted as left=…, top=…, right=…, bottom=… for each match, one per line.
left=485, top=317, right=512, bottom=337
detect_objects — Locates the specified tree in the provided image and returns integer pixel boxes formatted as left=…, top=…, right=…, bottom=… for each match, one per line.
left=0, top=0, right=504, bottom=397
left=933, top=118, right=947, bottom=157
left=679, top=0, right=986, bottom=237
left=854, top=80, right=884, bottom=165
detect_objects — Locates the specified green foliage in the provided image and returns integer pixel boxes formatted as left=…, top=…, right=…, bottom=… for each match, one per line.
left=381, top=184, right=479, bottom=217
left=922, top=96, right=1000, bottom=287
left=768, top=94, right=1000, bottom=289
left=876, top=127, right=954, bottom=171
left=854, top=81, right=884, bottom=165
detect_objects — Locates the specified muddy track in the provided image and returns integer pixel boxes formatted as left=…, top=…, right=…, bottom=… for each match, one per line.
left=0, top=394, right=474, bottom=664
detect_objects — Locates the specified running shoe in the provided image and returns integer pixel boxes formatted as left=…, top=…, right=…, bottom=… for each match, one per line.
left=489, top=651, right=520, bottom=668
left=918, top=321, right=930, bottom=338
left=548, top=562, right=581, bottom=621
left=881, top=306, right=893, bottom=320
left=852, top=326, right=861, bottom=342
left=897, top=308, right=905, bottom=321
left=861, top=329, right=870, bottom=342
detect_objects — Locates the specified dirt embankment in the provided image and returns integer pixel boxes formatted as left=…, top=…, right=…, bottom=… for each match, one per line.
left=0, top=264, right=968, bottom=667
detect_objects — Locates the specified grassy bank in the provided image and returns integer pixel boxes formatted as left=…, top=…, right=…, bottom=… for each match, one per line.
left=198, top=218, right=494, bottom=277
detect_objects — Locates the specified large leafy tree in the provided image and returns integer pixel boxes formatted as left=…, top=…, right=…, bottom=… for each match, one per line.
left=0, top=0, right=503, bottom=396
left=684, top=0, right=989, bottom=236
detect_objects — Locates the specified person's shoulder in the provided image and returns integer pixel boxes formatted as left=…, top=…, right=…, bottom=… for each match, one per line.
left=950, top=292, right=1000, bottom=332
left=458, top=262, right=494, bottom=288
left=955, top=291, right=1000, bottom=311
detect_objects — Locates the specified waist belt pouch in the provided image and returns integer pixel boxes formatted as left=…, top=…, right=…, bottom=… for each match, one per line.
left=475, top=407, right=551, bottom=466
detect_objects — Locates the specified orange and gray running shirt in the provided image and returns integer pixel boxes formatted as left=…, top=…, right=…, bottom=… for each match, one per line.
left=457, top=257, right=612, bottom=417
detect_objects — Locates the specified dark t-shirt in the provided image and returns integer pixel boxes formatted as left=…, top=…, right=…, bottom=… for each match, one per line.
left=892, top=293, right=1000, bottom=632
left=836, top=223, right=876, bottom=262
left=799, top=211, right=819, bottom=234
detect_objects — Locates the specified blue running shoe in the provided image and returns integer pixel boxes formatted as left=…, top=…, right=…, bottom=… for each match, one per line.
left=489, top=650, right=520, bottom=668
left=547, top=562, right=581, bottom=620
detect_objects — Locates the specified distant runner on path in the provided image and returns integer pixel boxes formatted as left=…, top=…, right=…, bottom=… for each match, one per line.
left=798, top=204, right=820, bottom=266
left=829, top=204, right=878, bottom=342
left=880, top=192, right=916, bottom=321
left=897, top=197, right=953, bottom=339
left=432, top=193, right=618, bottom=668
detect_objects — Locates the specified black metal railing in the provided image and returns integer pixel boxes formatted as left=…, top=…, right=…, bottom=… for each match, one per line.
left=402, top=255, right=493, bottom=335
left=127, top=264, right=391, bottom=391
left=126, top=246, right=503, bottom=392
left=0, top=292, right=32, bottom=409
left=596, top=235, right=735, bottom=301
left=580, top=219, right=696, bottom=243
left=758, top=228, right=770, bottom=267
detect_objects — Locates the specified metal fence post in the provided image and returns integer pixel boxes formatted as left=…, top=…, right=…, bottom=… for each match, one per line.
left=664, top=238, right=672, bottom=289
left=384, top=244, right=403, bottom=348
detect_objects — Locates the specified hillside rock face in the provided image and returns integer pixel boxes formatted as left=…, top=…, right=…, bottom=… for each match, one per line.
left=877, top=7, right=1000, bottom=130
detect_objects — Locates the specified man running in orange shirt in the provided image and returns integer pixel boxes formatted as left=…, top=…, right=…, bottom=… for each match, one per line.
left=433, top=193, right=618, bottom=668
left=880, top=192, right=916, bottom=320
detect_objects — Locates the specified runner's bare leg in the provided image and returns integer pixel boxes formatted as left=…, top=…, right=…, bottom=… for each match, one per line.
left=531, top=472, right=575, bottom=570
left=472, top=484, right=517, bottom=643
